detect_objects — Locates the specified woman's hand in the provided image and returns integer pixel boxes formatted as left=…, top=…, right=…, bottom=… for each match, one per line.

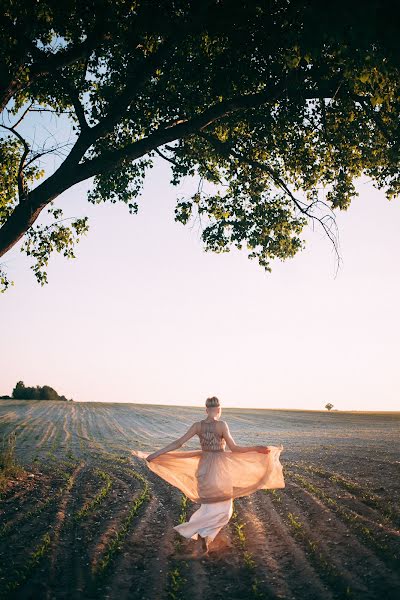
left=256, top=445, right=270, bottom=454
left=146, top=452, right=159, bottom=462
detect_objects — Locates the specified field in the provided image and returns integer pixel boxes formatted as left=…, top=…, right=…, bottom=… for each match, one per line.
left=0, top=400, right=399, bottom=600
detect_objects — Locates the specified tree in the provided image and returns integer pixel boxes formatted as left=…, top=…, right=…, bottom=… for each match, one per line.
left=11, top=381, right=26, bottom=399
left=1, top=0, right=400, bottom=291
left=11, top=380, right=69, bottom=400
left=325, top=403, right=334, bottom=411
left=39, top=385, right=59, bottom=400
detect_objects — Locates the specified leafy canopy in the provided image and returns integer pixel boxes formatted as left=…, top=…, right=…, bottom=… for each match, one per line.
left=1, top=0, right=400, bottom=290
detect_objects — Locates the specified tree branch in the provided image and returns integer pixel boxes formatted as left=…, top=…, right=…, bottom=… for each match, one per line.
left=197, top=131, right=341, bottom=270
left=351, top=93, right=398, bottom=148
left=0, top=123, right=30, bottom=201
left=154, top=147, right=178, bottom=165
left=0, top=9, right=110, bottom=113
left=0, top=76, right=348, bottom=260
left=59, top=78, right=89, bottom=131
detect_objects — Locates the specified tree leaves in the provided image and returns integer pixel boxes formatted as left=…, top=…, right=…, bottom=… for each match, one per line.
left=1, top=0, right=400, bottom=289
left=20, top=206, right=89, bottom=286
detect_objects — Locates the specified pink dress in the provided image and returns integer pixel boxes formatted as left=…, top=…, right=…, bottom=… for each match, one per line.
left=131, top=419, right=285, bottom=542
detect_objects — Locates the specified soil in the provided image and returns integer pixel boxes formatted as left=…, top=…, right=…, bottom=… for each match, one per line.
left=0, top=400, right=399, bottom=600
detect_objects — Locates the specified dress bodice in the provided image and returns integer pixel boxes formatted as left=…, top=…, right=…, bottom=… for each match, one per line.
left=198, top=419, right=226, bottom=452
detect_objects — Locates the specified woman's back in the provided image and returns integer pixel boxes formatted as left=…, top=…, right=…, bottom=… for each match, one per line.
left=198, top=419, right=226, bottom=452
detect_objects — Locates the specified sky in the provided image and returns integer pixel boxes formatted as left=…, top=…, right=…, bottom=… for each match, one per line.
left=1, top=143, right=400, bottom=411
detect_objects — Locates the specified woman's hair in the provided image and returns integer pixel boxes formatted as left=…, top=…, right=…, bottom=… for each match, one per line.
left=205, top=396, right=220, bottom=408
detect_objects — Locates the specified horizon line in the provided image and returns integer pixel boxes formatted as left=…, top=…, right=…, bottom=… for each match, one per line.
left=1, top=398, right=399, bottom=413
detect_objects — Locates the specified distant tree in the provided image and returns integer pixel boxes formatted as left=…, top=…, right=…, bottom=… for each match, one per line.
left=325, top=403, right=334, bottom=411
left=11, top=380, right=69, bottom=400
left=12, top=381, right=26, bottom=399
left=39, top=385, right=59, bottom=400
left=2, top=1, right=400, bottom=290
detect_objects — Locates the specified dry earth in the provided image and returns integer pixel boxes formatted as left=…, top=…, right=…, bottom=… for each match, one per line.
left=0, top=400, right=399, bottom=600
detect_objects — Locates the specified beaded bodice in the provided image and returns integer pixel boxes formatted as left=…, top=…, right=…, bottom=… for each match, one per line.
left=198, top=419, right=226, bottom=452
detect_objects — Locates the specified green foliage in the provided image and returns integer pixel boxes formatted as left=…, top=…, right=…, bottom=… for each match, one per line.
left=1, top=1, right=400, bottom=288
left=93, top=468, right=150, bottom=576
left=0, top=432, right=19, bottom=472
left=0, top=138, right=21, bottom=223
left=20, top=205, right=89, bottom=286
left=0, top=432, right=25, bottom=492
left=0, top=265, right=14, bottom=293
left=87, top=156, right=153, bottom=213
left=0, top=137, right=44, bottom=222
left=74, top=468, right=112, bottom=520
left=11, top=380, right=72, bottom=401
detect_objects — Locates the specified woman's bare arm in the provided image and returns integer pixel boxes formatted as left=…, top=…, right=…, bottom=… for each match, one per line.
left=221, top=421, right=270, bottom=454
left=146, top=422, right=198, bottom=461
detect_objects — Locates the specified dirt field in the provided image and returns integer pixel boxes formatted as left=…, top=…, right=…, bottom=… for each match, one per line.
left=0, top=400, right=399, bottom=600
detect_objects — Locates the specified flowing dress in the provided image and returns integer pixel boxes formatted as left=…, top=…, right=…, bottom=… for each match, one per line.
left=131, top=419, right=285, bottom=542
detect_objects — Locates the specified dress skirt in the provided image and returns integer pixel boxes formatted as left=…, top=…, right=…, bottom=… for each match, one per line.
left=173, top=498, right=234, bottom=542
left=131, top=446, right=285, bottom=542
left=131, top=445, right=285, bottom=503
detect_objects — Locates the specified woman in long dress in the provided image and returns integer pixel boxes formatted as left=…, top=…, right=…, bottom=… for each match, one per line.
left=131, top=396, right=285, bottom=556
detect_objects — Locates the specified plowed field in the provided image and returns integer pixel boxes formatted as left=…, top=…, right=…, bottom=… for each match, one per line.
left=0, top=400, right=399, bottom=600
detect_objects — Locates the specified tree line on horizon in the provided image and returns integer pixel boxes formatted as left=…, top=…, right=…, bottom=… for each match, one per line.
left=0, top=381, right=73, bottom=401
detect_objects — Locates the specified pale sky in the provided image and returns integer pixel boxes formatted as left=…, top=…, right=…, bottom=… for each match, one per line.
left=1, top=148, right=400, bottom=410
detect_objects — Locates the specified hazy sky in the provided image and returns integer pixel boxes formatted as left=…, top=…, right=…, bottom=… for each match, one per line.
left=1, top=151, right=399, bottom=411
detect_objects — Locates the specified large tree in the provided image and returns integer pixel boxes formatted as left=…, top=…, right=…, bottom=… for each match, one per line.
left=1, top=0, right=400, bottom=290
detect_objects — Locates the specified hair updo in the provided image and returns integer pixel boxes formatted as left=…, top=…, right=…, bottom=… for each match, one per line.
left=205, top=396, right=220, bottom=408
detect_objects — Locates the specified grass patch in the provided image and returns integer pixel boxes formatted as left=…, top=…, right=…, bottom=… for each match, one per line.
left=93, top=468, right=150, bottom=577
left=166, top=493, right=189, bottom=599
left=0, top=431, right=26, bottom=495
left=74, top=468, right=112, bottom=521
left=287, top=461, right=400, bottom=528
left=231, top=501, right=263, bottom=598
left=278, top=504, right=354, bottom=598
left=0, top=531, right=52, bottom=597
left=177, top=494, right=189, bottom=524
left=286, top=469, right=399, bottom=568
left=166, top=565, right=187, bottom=600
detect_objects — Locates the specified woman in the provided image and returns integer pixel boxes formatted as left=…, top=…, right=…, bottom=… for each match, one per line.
left=131, top=396, right=285, bottom=557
